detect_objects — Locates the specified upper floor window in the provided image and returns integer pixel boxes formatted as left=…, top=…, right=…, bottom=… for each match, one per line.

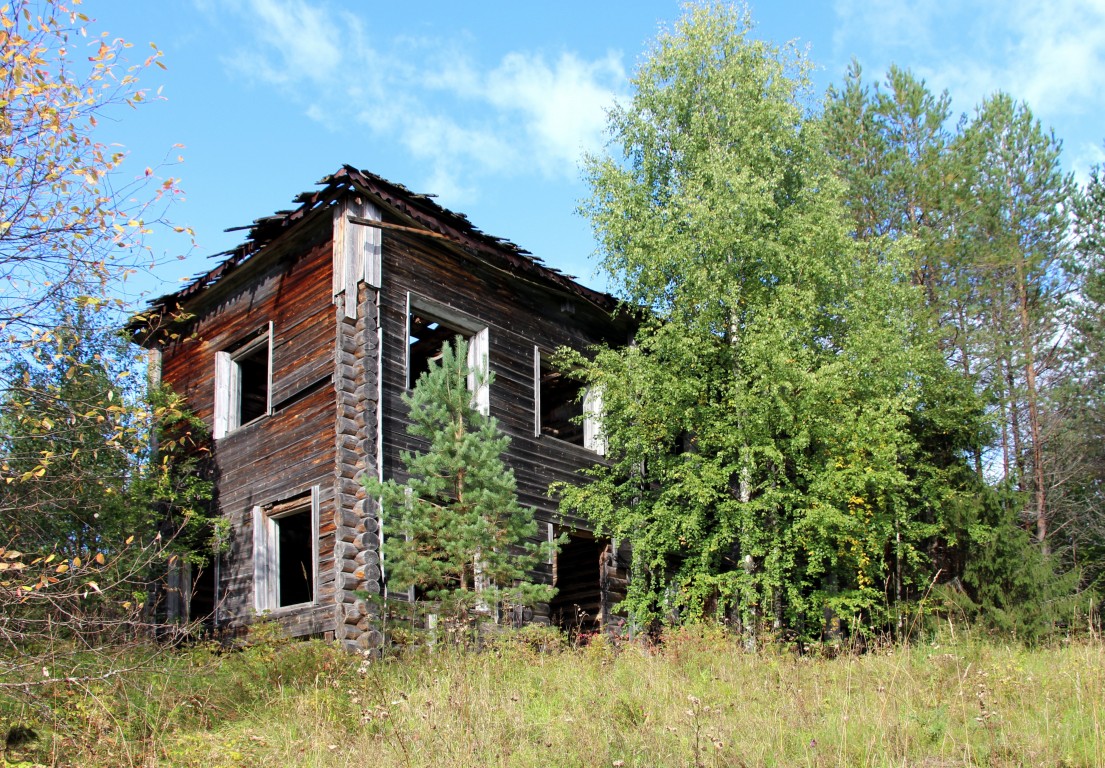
left=534, top=347, right=604, bottom=455
left=214, top=323, right=273, bottom=438
left=407, top=295, right=489, bottom=415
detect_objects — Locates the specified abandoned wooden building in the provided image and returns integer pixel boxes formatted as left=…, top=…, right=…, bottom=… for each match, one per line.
left=132, top=166, right=633, bottom=649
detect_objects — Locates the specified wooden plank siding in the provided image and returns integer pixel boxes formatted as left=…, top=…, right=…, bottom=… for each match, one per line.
left=376, top=229, right=629, bottom=623
left=156, top=230, right=341, bottom=638
left=139, top=169, right=633, bottom=643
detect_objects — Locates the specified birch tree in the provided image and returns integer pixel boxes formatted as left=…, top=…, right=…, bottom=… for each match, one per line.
left=0, top=0, right=185, bottom=337
left=559, top=4, right=953, bottom=638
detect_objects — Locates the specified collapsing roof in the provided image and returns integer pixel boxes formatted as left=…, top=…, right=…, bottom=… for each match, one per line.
left=140, top=165, right=620, bottom=324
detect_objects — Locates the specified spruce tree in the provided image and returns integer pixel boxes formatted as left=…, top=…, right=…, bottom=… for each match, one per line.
left=363, top=337, right=552, bottom=620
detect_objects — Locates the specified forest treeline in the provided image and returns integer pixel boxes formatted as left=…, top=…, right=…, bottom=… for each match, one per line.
left=557, top=5, right=1105, bottom=642
left=1, top=1, right=1104, bottom=655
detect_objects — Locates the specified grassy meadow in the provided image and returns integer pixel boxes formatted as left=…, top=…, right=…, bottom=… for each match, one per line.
left=1, top=626, right=1102, bottom=767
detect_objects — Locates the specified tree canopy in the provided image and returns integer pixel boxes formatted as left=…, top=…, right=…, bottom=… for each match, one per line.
left=554, top=3, right=1095, bottom=641
left=557, top=4, right=971, bottom=638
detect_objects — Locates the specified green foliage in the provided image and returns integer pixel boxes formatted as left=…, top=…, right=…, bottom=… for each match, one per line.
left=824, top=63, right=1088, bottom=637
left=363, top=337, right=554, bottom=621
left=0, top=307, right=216, bottom=699
left=560, top=3, right=961, bottom=639
left=1055, top=160, right=1105, bottom=597
left=1, top=311, right=213, bottom=563
left=0, top=0, right=209, bottom=678
left=955, top=493, right=1082, bottom=643
left=3, top=633, right=1102, bottom=766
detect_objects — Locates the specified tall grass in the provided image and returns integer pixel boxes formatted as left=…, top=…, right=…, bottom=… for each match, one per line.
left=2, top=626, right=1102, bottom=767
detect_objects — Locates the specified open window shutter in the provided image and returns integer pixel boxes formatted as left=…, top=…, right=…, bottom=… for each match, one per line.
left=468, top=327, right=490, bottom=415
left=583, top=386, right=606, bottom=456
left=264, top=321, right=274, bottom=416
left=214, top=351, right=232, bottom=439
left=252, top=506, right=273, bottom=612
left=310, top=486, right=321, bottom=603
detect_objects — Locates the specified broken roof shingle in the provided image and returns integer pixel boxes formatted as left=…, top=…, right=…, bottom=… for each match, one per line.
left=143, top=165, right=612, bottom=316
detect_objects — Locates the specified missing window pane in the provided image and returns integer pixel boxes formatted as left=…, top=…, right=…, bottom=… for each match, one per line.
left=408, top=312, right=469, bottom=387
left=275, top=508, right=313, bottom=607
left=236, top=341, right=270, bottom=425
left=540, top=360, right=584, bottom=445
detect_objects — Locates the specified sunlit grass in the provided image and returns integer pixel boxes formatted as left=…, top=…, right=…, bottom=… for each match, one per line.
left=2, top=627, right=1102, bottom=767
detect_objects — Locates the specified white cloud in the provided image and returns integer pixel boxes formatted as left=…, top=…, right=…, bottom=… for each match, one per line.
left=1004, top=0, right=1105, bottom=117
left=830, top=0, right=946, bottom=57
left=830, top=0, right=1105, bottom=176
left=222, top=0, right=345, bottom=86
left=1072, top=142, right=1105, bottom=184
left=206, top=0, right=626, bottom=198
left=484, top=51, right=625, bottom=176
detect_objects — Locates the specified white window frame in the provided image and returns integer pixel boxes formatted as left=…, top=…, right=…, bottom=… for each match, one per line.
left=213, top=322, right=273, bottom=439
left=406, top=293, right=489, bottom=415
left=534, top=346, right=604, bottom=455
left=252, top=486, right=320, bottom=613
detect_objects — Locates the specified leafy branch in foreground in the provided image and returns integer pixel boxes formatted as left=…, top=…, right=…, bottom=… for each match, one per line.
left=0, top=0, right=190, bottom=336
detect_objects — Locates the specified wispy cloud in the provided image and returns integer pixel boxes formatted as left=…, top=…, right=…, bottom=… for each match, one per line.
left=222, top=0, right=346, bottom=86
left=208, top=0, right=626, bottom=205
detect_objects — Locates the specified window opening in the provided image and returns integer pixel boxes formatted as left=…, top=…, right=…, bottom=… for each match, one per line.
left=535, top=347, right=603, bottom=453
left=550, top=531, right=604, bottom=635
left=406, top=295, right=489, bottom=414
left=214, top=323, right=272, bottom=438
left=236, top=341, right=270, bottom=425
left=538, top=354, right=584, bottom=445
left=274, top=507, right=313, bottom=607
left=408, top=313, right=471, bottom=387
left=253, top=489, right=319, bottom=612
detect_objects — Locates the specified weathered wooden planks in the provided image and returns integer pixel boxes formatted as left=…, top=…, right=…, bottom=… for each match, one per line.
left=143, top=169, right=634, bottom=643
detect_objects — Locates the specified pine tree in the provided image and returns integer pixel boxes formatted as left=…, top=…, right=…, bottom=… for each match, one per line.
left=363, top=337, right=553, bottom=621
left=1055, top=161, right=1105, bottom=597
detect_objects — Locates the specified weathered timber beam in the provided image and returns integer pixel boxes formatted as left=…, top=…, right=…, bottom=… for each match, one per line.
left=348, top=214, right=458, bottom=243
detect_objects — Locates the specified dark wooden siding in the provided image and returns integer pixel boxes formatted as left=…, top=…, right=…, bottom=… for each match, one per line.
left=156, top=233, right=338, bottom=634
left=150, top=199, right=627, bottom=635
left=378, top=231, right=622, bottom=534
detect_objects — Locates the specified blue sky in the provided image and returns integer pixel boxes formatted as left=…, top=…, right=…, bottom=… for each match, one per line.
left=93, top=1, right=1105, bottom=300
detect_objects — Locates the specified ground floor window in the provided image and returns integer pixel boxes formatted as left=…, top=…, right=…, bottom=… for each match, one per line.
left=252, top=487, right=319, bottom=612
